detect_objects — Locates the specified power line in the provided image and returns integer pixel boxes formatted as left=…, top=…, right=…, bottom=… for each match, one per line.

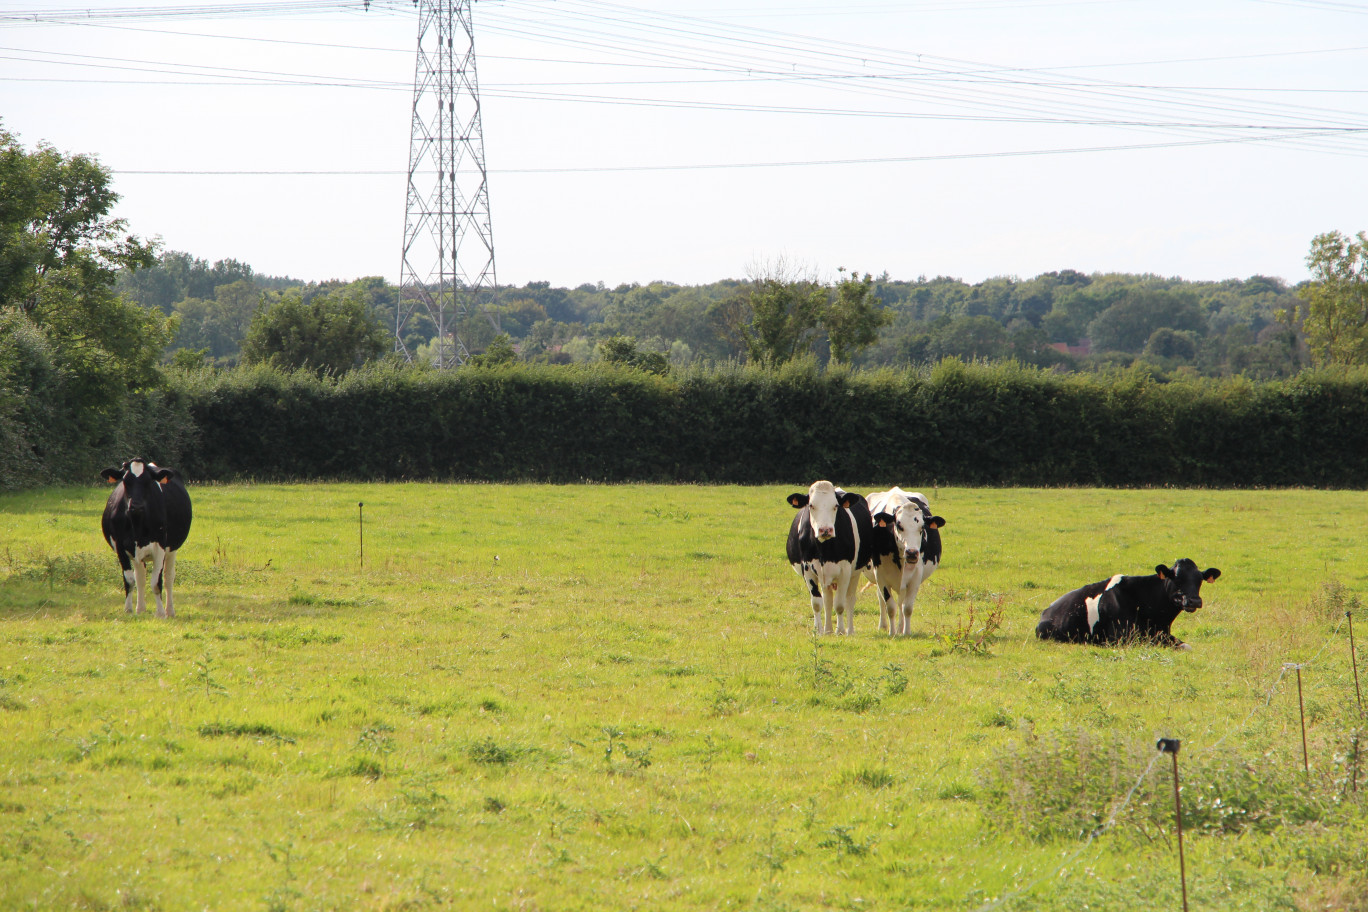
left=106, top=128, right=1368, bottom=177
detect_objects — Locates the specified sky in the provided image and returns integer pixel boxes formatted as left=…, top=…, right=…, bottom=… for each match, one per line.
left=3, top=0, right=1368, bottom=290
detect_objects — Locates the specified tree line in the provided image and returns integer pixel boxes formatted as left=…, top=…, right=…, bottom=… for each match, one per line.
left=5, top=125, right=1368, bottom=488
left=116, top=246, right=1346, bottom=383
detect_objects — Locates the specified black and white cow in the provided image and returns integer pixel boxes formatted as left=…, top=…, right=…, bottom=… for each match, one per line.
left=786, top=481, right=873, bottom=635
left=100, top=458, right=193, bottom=618
left=864, top=487, right=946, bottom=636
left=1035, top=558, right=1220, bottom=649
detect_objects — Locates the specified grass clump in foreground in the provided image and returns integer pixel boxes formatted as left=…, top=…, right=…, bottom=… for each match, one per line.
left=1, top=483, right=1366, bottom=910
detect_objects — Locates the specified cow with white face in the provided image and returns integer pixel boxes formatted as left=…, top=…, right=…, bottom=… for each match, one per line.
left=100, top=458, right=193, bottom=618
left=864, top=487, right=947, bottom=636
left=786, top=481, right=872, bottom=635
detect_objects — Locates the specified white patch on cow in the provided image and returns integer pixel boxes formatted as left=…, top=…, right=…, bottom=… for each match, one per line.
left=1085, top=594, right=1102, bottom=632
left=1105, top=574, right=1123, bottom=590
left=123, top=567, right=137, bottom=613
left=129, top=542, right=167, bottom=616
left=129, top=460, right=145, bottom=477
left=805, top=480, right=841, bottom=542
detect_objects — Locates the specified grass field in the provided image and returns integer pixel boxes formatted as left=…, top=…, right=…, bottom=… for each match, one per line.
left=1, top=483, right=1366, bottom=911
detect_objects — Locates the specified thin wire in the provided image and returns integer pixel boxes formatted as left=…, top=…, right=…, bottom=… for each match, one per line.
left=971, top=752, right=1164, bottom=912
left=100, top=128, right=1368, bottom=176
left=971, top=609, right=1351, bottom=911
left=1196, top=613, right=1348, bottom=758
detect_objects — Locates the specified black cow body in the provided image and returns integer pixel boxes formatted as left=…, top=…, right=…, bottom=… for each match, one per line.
left=101, top=459, right=193, bottom=618
left=1035, top=558, right=1220, bottom=649
left=786, top=481, right=873, bottom=635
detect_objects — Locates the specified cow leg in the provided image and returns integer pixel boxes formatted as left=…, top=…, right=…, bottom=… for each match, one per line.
left=131, top=555, right=149, bottom=614
left=162, top=550, right=177, bottom=619
left=880, top=587, right=896, bottom=636
left=800, top=572, right=826, bottom=634
left=864, top=568, right=889, bottom=633
left=149, top=548, right=168, bottom=618
left=831, top=571, right=853, bottom=634
left=898, top=576, right=924, bottom=637
left=822, top=582, right=838, bottom=635
left=116, top=550, right=136, bottom=613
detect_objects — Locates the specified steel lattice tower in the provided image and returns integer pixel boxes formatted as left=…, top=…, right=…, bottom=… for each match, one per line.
left=396, top=0, right=497, bottom=367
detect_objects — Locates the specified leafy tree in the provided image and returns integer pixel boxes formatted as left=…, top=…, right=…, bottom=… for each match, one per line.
left=1007, top=323, right=1070, bottom=367
left=116, top=249, right=258, bottom=314
left=1088, top=289, right=1205, bottom=353
left=725, top=261, right=828, bottom=366
left=241, top=287, right=387, bottom=374
left=1, top=126, right=170, bottom=438
left=1293, top=230, right=1368, bottom=366
left=928, top=315, right=1008, bottom=361
left=172, top=279, right=262, bottom=360
left=826, top=270, right=891, bottom=363
left=598, top=334, right=669, bottom=374
left=469, top=333, right=518, bottom=367
left=1142, top=327, right=1199, bottom=361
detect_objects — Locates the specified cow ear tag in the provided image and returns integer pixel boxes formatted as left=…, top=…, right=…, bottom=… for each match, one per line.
left=158, top=477, right=169, bottom=486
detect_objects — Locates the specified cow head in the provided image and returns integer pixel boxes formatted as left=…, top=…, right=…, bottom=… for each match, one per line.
left=886, top=501, right=928, bottom=565
left=101, top=458, right=175, bottom=542
left=787, top=480, right=855, bottom=543
left=878, top=496, right=945, bottom=566
left=1156, top=558, right=1221, bottom=612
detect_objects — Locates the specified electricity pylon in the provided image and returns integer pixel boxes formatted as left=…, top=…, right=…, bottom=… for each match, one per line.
left=396, top=0, right=497, bottom=367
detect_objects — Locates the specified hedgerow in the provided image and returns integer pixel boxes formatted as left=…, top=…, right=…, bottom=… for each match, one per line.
left=131, top=359, right=1368, bottom=487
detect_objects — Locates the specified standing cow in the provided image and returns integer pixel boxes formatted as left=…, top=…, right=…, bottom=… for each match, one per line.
left=864, top=487, right=946, bottom=636
left=1035, top=558, right=1220, bottom=649
left=100, top=458, right=193, bottom=618
left=786, top=481, right=873, bottom=635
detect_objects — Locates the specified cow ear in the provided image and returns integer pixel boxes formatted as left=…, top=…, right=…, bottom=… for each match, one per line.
left=1156, top=564, right=1175, bottom=579
left=152, top=467, right=174, bottom=485
left=838, top=491, right=858, bottom=508
left=100, top=468, right=121, bottom=484
left=1203, top=568, right=1221, bottom=582
left=787, top=493, right=808, bottom=509
left=873, top=511, right=894, bottom=527
left=928, top=515, right=946, bottom=529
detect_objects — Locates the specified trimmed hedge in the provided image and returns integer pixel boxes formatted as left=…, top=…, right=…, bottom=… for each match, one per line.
left=154, top=359, right=1368, bottom=488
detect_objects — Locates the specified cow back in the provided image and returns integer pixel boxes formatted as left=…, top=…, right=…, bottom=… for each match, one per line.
left=841, top=491, right=875, bottom=570
left=160, top=473, right=193, bottom=551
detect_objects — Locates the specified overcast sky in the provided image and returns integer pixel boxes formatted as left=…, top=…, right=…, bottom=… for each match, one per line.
left=4, top=0, right=1367, bottom=289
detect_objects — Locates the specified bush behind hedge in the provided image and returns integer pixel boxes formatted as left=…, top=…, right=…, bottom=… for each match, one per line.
left=151, top=359, right=1368, bottom=488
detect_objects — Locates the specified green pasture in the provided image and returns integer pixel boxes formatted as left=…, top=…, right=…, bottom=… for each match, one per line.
left=1, top=484, right=1366, bottom=911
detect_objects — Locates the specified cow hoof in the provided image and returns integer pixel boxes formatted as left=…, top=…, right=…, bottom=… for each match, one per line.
left=1176, top=643, right=1192, bottom=652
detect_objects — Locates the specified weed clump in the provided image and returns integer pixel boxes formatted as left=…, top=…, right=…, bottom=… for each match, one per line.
left=981, top=730, right=1347, bottom=843
left=468, top=737, right=517, bottom=766
left=935, top=601, right=1005, bottom=655
left=1309, top=579, right=1361, bottom=624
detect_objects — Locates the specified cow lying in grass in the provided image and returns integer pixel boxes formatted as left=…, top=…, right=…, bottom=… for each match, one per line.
left=1035, top=558, right=1220, bottom=649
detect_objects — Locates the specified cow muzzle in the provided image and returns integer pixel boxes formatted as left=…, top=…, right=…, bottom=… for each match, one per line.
left=904, top=549, right=919, bottom=564
left=816, top=527, right=835, bottom=542
left=1182, top=597, right=1202, bottom=612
